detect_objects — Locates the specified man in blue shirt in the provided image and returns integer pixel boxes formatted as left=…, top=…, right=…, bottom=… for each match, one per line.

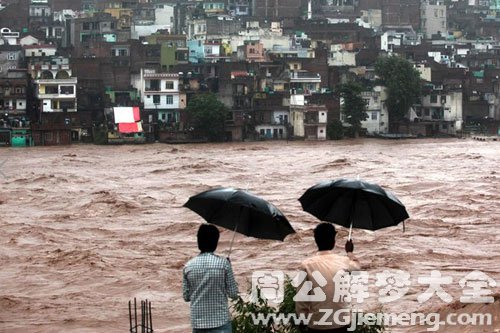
left=183, top=224, right=239, bottom=333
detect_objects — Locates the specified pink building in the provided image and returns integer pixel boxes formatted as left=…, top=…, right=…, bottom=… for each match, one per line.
left=237, top=41, right=265, bottom=62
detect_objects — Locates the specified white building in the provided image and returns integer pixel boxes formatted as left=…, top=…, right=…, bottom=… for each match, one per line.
left=421, top=1, right=447, bottom=39
left=24, top=44, right=57, bottom=58
left=137, top=69, right=185, bottom=124
left=131, top=5, right=174, bottom=39
left=381, top=27, right=421, bottom=53
left=328, top=44, right=357, bottom=66
left=33, top=57, right=77, bottom=113
left=417, top=90, right=463, bottom=134
left=360, top=86, right=389, bottom=135
left=0, top=27, right=19, bottom=45
left=187, top=19, right=207, bottom=40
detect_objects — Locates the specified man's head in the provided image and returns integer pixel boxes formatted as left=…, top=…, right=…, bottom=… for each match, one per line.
left=197, top=224, right=220, bottom=253
left=314, top=222, right=336, bottom=251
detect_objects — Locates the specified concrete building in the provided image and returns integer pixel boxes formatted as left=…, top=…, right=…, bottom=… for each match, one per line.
left=359, top=86, right=390, bottom=135
left=252, top=0, right=302, bottom=19
left=137, top=69, right=185, bottom=126
left=33, top=57, right=78, bottom=113
left=421, top=0, right=447, bottom=39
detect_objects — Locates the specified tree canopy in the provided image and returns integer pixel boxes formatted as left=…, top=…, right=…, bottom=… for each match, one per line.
left=186, top=93, right=229, bottom=142
left=375, top=56, right=422, bottom=132
left=339, top=81, right=368, bottom=137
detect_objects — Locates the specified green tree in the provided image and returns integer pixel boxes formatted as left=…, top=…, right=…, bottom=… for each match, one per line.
left=339, top=82, right=368, bottom=138
left=327, top=119, right=344, bottom=140
left=375, top=56, right=422, bottom=133
left=186, top=93, right=229, bottom=141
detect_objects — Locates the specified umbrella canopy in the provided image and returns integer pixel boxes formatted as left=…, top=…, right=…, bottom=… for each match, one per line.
left=299, top=178, right=409, bottom=232
left=184, top=187, right=295, bottom=241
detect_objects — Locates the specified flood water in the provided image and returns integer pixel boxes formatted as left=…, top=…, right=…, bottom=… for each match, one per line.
left=0, top=138, right=499, bottom=332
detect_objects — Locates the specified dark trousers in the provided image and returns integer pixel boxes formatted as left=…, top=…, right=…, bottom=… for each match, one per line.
left=302, top=326, right=349, bottom=333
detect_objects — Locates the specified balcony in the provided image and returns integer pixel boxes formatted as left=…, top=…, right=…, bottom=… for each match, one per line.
left=290, top=72, right=321, bottom=84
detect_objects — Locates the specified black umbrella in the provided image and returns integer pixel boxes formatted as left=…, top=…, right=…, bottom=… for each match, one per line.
left=299, top=178, right=409, bottom=242
left=184, top=187, right=295, bottom=256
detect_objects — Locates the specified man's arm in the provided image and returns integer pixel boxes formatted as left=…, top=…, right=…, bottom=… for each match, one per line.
left=345, top=239, right=361, bottom=271
left=225, top=260, right=239, bottom=299
left=182, top=267, right=191, bottom=302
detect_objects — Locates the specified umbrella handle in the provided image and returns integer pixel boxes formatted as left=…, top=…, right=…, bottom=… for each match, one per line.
left=227, top=226, right=238, bottom=258
left=348, top=220, right=353, bottom=240
left=227, top=212, right=241, bottom=258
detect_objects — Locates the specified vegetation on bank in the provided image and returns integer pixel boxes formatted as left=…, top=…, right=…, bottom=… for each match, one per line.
left=231, top=278, right=385, bottom=333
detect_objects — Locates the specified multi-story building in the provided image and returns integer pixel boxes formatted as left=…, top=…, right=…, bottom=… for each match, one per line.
left=70, top=13, right=118, bottom=56
left=237, top=41, right=265, bottom=62
left=290, top=71, right=322, bottom=95
left=414, top=87, right=463, bottom=135
left=29, top=56, right=79, bottom=145
left=33, top=57, right=78, bottom=113
left=0, top=70, right=32, bottom=146
left=137, top=69, right=185, bottom=127
left=252, top=0, right=302, bottom=19
left=228, top=0, right=250, bottom=16
left=381, top=0, right=420, bottom=30
left=359, top=86, right=390, bottom=135
left=0, top=44, right=23, bottom=76
left=421, top=0, right=447, bottom=39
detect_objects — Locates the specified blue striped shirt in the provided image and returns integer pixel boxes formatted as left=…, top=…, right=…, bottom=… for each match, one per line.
left=183, top=252, right=239, bottom=329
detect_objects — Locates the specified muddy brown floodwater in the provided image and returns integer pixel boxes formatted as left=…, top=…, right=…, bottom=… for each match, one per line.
left=0, top=138, right=499, bottom=333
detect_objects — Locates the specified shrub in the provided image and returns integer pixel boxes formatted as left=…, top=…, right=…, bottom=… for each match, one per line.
left=232, top=276, right=385, bottom=333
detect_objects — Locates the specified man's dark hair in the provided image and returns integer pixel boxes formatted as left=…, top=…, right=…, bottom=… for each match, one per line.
left=197, top=224, right=220, bottom=253
left=314, top=223, right=336, bottom=251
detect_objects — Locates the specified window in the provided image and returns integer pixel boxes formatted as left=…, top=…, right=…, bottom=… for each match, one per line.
left=45, top=86, right=58, bottom=94
left=153, top=95, right=160, bottom=104
left=430, top=95, right=438, bottom=103
left=60, top=86, right=74, bottom=95
left=166, top=95, right=173, bottom=104
left=371, top=112, right=378, bottom=120
left=165, top=81, right=174, bottom=89
left=83, top=22, right=90, bottom=30
left=147, top=80, right=160, bottom=91
left=161, top=113, right=166, bottom=120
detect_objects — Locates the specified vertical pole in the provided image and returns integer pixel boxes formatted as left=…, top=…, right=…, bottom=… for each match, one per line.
left=129, top=300, right=133, bottom=333
left=134, top=298, right=138, bottom=333
left=144, top=300, right=148, bottom=332
left=149, top=301, right=153, bottom=332
left=141, top=301, right=145, bottom=333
